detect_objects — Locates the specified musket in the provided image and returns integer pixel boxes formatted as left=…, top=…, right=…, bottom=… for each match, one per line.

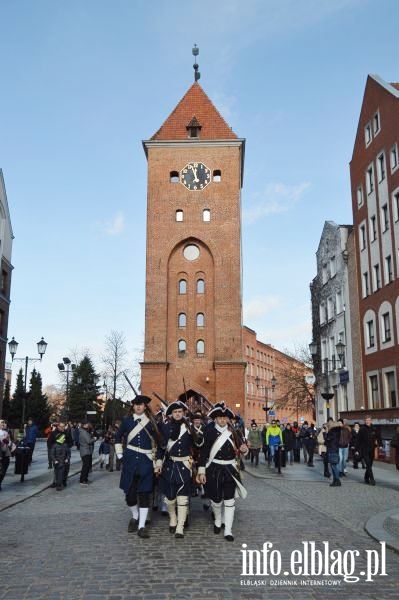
left=121, top=372, right=162, bottom=444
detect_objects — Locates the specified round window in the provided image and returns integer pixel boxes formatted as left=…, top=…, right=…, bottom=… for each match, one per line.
left=183, top=244, right=200, bottom=261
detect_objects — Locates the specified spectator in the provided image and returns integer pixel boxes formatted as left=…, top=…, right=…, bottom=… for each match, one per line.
left=303, top=423, right=317, bottom=467
left=51, top=431, right=71, bottom=491
left=326, top=419, right=342, bottom=487
left=291, top=421, right=301, bottom=463
left=317, top=424, right=330, bottom=478
left=99, top=436, right=111, bottom=469
left=0, top=419, right=13, bottom=491
left=299, top=422, right=309, bottom=464
left=390, top=426, right=399, bottom=471
left=79, top=423, right=95, bottom=486
left=282, top=423, right=295, bottom=465
left=355, top=415, right=381, bottom=486
left=266, top=420, right=283, bottom=468
left=338, top=418, right=351, bottom=476
left=350, top=422, right=365, bottom=469
left=44, top=423, right=57, bottom=469
left=24, top=418, right=38, bottom=465
left=247, top=422, right=262, bottom=466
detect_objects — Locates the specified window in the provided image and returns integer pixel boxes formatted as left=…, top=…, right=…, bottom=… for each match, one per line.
left=213, top=170, right=221, bottom=182
left=179, top=279, right=187, bottom=294
left=357, top=186, right=363, bottom=207
left=393, top=191, right=399, bottom=222
left=369, top=215, right=377, bottom=241
left=366, top=320, right=375, bottom=348
left=385, top=255, right=393, bottom=283
left=390, top=144, right=398, bottom=172
left=360, top=225, right=366, bottom=250
left=373, top=111, right=380, bottom=135
left=170, top=171, right=179, bottom=183
left=203, top=209, right=211, bottom=222
left=377, top=153, right=386, bottom=182
left=178, top=340, right=186, bottom=354
left=196, top=339, right=205, bottom=355
left=197, top=279, right=205, bottom=294
left=385, top=371, right=397, bottom=408
left=381, top=204, right=389, bottom=232
left=1, top=271, right=7, bottom=295
left=176, top=209, right=184, bottom=222
left=319, top=302, right=326, bottom=324
left=196, top=313, right=204, bottom=327
left=365, top=122, right=372, bottom=146
left=366, top=166, right=374, bottom=194
left=178, top=313, right=186, bottom=327
left=363, top=272, right=369, bottom=297
left=370, top=375, right=379, bottom=409
left=382, top=312, right=391, bottom=342
left=330, top=256, right=336, bottom=278
left=183, top=245, right=200, bottom=261
left=336, top=290, right=343, bottom=314
left=373, top=264, right=381, bottom=291
left=322, top=264, right=328, bottom=284
left=327, top=297, right=334, bottom=320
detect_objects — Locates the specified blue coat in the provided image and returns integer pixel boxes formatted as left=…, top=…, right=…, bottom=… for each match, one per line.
left=157, top=420, right=196, bottom=499
left=116, top=415, right=157, bottom=495
left=25, top=424, right=38, bottom=444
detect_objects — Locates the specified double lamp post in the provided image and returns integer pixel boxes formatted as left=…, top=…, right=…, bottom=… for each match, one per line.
left=254, top=375, right=277, bottom=421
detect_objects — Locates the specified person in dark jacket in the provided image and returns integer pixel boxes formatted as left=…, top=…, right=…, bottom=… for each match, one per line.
left=291, top=422, right=301, bottom=463
left=24, top=418, right=39, bottom=465
left=48, top=422, right=73, bottom=487
left=390, top=426, right=399, bottom=470
left=302, top=423, right=317, bottom=467
left=79, top=423, right=95, bottom=486
left=350, top=422, right=366, bottom=469
left=326, top=420, right=342, bottom=487
left=355, top=416, right=381, bottom=485
left=51, top=432, right=71, bottom=491
left=282, top=423, right=295, bottom=465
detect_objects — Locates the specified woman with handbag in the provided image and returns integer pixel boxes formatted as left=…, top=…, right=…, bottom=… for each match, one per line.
left=0, top=419, right=14, bottom=490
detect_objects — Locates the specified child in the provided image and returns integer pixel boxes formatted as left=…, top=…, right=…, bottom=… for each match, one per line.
left=99, top=436, right=110, bottom=469
left=51, top=432, right=71, bottom=491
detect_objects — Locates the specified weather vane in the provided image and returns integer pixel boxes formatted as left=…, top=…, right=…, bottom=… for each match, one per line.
left=192, top=44, right=200, bottom=82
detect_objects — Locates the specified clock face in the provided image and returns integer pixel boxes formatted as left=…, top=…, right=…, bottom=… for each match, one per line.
left=180, top=162, right=211, bottom=191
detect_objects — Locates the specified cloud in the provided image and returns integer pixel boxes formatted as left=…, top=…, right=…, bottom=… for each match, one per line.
left=244, top=294, right=281, bottom=320
left=104, top=211, right=125, bottom=236
left=243, top=181, right=311, bottom=224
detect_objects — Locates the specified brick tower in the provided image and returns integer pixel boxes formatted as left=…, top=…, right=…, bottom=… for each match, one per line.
left=141, top=82, right=246, bottom=413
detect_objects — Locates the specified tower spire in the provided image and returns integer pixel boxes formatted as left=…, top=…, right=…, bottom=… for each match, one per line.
left=192, top=44, right=200, bottom=82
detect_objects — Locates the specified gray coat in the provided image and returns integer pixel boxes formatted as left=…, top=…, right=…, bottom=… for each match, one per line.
left=79, top=428, right=94, bottom=457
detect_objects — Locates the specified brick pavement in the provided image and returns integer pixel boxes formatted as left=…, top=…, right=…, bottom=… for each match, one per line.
left=1, top=460, right=399, bottom=600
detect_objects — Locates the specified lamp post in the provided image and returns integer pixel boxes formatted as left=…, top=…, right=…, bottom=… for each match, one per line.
left=309, top=339, right=345, bottom=421
left=58, top=357, right=76, bottom=421
left=8, top=336, right=48, bottom=427
left=255, top=375, right=277, bottom=422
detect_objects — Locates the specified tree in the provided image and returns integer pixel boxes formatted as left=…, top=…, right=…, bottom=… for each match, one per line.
left=273, top=345, right=316, bottom=422
left=68, top=355, right=101, bottom=423
left=2, top=379, right=11, bottom=422
left=27, top=368, right=51, bottom=432
left=7, top=369, right=25, bottom=428
left=102, top=330, right=130, bottom=402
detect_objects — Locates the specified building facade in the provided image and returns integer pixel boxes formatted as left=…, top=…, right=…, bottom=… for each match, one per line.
left=140, top=82, right=247, bottom=414
left=0, top=170, right=14, bottom=417
left=310, top=221, right=355, bottom=424
left=348, top=74, right=399, bottom=439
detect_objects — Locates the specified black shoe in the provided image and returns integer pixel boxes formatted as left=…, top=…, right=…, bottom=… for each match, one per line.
left=203, top=504, right=210, bottom=511
left=364, top=480, right=370, bottom=485
left=137, top=527, right=150, bottom=539
left=100, top=463, right=103, bottom=469
left=370, top=480, right=376, bottom=486
left=50, top=483, right=56, bottom=488
left=128, top=518, right=138, bottom=532
left=175, top=532, right=184, bottom=539
left=169, top=526, right=176, bottom=534
left=225, top=535, right=234, bottom=542
left=353, top=465, right=358, bottom=469
left=48, top=466, right=52, bottom=469
left=109, top=469, right=114, bottom=472
left=152, top=506, right=158, bottom=511
left=214, top=525, right=221, bottom=534
left=56, top=486, right=62, bottom=491
left=63, top=482, right=67, bottom=487
left=161, top=510, right=168, bottom=517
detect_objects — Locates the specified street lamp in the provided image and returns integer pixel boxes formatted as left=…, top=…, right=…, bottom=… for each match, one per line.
left=8, top=336, right=48, bottom=427
left=255, top=375, right=277, bottom=421
left=58, top=357, right=76, bottom=421
left=309, top=339, right=345, bottom=420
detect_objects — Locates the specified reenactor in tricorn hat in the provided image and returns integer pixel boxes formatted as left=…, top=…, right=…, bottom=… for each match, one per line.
left=115, top=395, right=159, bottom=539
left=154, top=400, right=203, bottom=539
left=197, top=402, right=249, bottom=542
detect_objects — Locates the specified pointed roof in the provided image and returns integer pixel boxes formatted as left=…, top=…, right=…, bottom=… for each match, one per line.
left=151, top=82, right=237, bottom=140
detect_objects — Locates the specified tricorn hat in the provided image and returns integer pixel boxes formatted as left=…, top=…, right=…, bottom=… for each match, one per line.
left=192, top=411, right=204, bottom=421
left=208, top=401, right=235, bottom=420
left=166, top=400, right=189, bottom=417
left=132, top=395, right=151, bottom=405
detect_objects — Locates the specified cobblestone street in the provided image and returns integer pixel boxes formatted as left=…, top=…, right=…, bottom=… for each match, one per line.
left=1, top=458, right=399, bottom=600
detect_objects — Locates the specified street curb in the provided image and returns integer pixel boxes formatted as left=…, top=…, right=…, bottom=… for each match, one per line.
left=365, top=508, right=399, bottom=554
left=0, top=458, right=101, bottom=513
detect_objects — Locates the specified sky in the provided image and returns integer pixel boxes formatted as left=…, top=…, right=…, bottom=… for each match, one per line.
left=1, top=0, right=399, bottom=392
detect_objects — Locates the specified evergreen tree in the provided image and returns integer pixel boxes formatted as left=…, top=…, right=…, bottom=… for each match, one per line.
left=27, top=369, right=51, bottom=432
left=68, top=355, right=101, bottom=423
left=7, top=369, right=25, bottom=428
left=2, top=379, right=11, bottom=421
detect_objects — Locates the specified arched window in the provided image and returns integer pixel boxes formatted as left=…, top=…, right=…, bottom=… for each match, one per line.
left=203, top=209, right=211, bottom=222
left=196, top=313, right=205, bottom=327
left=213, top=169, right=221, bottom=182
left=178, top=313, right=186, bottom=327
left=197, top=279, right=205, bottom=294
left=178, top=340, right=186, bottom=354
left=170, top=171, right=179, bottom=183
left=179, top=279, right=187, bottom=294
left=176, top=209, right=183, bottom=222
left=196, top=339, right=205, bottom=355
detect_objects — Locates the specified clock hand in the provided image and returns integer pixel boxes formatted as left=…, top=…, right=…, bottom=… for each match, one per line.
left=188, top=164, right=200, bottom=183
